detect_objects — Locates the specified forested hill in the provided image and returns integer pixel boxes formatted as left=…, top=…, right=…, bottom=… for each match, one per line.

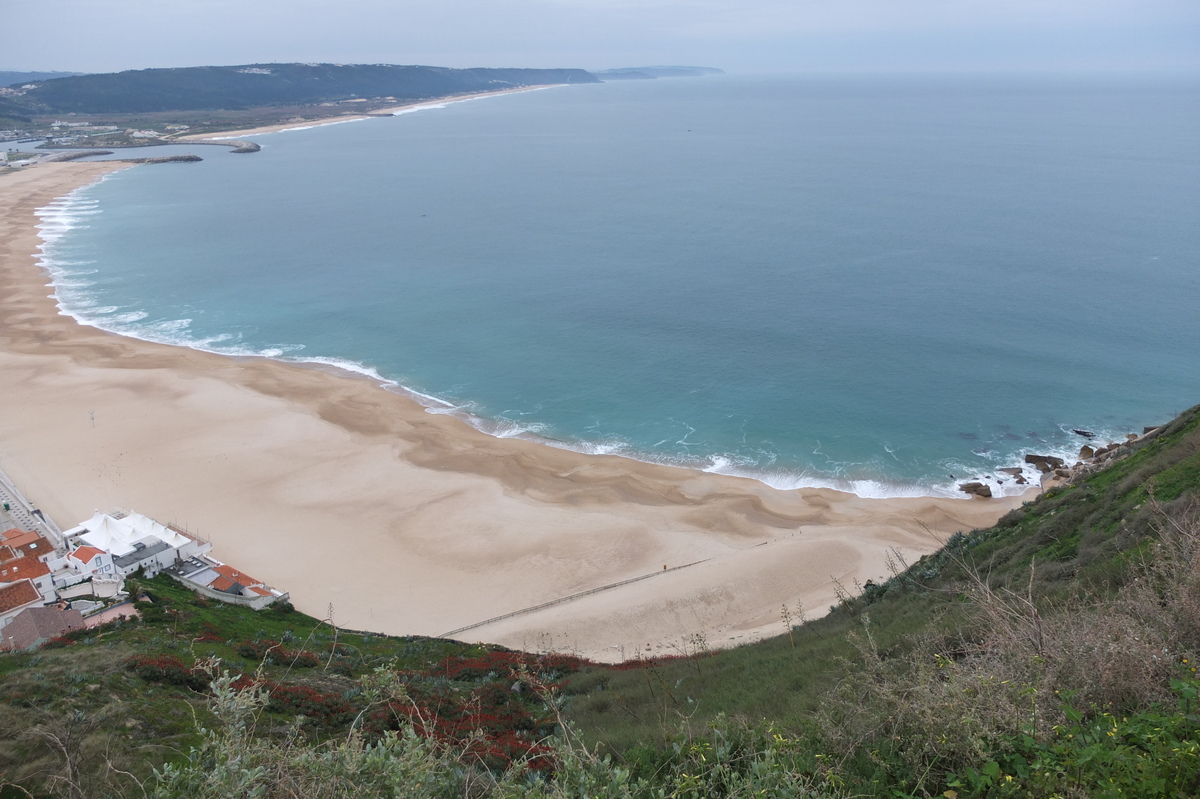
left=6, top=63, right=600, bottom=114
left=0, top=70, right=87, bottom=86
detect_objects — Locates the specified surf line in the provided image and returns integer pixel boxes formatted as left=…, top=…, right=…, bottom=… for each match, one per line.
left=441, top=558, right=713, bottom=638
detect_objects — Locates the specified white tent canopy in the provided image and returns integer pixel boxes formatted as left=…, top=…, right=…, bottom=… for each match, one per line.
left=63, top=510, right=201, bottom=558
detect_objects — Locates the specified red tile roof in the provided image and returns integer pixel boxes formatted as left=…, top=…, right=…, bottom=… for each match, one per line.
left=1, top=531, right=53, bottom=560
left=213, top=564, right=261, bottom=586
left=0, top=555, right=50, bottom=583
left=0, top=580, right=41, bottom=614
left=1, top=530, right=40, bottom=548
left=69, top=546, right=106, bottom=564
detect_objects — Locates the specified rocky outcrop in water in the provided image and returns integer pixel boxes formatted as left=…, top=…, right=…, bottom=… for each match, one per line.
left=1024, top=453, right=1066, bottom=472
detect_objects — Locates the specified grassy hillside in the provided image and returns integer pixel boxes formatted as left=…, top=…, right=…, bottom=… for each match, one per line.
left=556, top=404, right=1200, bottom=794
left=564, top=405, right=1200, bottom=741
left=4, top=64, right=599, bottom=115
left=1, top=404, right=1196, bottom=798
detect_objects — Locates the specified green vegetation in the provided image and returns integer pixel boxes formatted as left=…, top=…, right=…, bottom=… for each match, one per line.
left=3, top=64, right=600, bottom=116
left=0, top=72, right=88, bottom=88
left=2, top=405, right=1197, bottom=798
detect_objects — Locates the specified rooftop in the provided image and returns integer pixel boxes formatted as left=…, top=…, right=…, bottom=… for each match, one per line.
left=1, top=606, right=84, bottom=650
left=65, top=511, right=197, bottom=557
left=0, top=529, right=50, bottom=559
left=0, top=555, right=50, bottom=583
left=213, top=563, right=262, bottom=586
left=0, top=580, right=41, bottom=614
left=111, top=539, right=171, bottom=569
left=69, top=546, right=107, bottom=564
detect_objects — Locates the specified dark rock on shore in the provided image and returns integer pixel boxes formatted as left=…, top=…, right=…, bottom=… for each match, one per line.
left=1025, top=453, right=1066, bottom=472
left=959, top=481, right=993, bottom=498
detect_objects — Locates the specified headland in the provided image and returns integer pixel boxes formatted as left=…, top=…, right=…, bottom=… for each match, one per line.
left=176, top=85, right=567, bottom=141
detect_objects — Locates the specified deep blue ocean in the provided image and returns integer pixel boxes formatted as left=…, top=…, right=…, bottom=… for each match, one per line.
left=36, top=74, right=1200, bottom=498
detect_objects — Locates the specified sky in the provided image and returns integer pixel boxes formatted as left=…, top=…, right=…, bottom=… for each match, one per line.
left=4, top=0, right=1199, bottom=75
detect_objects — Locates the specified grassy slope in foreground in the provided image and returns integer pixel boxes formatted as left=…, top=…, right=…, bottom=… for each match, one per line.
left=0, top=404, right=1196, bottom=798
left=561, top=403, right=1200, bottom=758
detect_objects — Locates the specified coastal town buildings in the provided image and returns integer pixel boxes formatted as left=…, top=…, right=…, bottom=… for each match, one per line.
left=62, top=510, right=212, bottom=578
left=0, top=528, right=59, bottom=602
left=166, top=557, right=288, bottom=609
left=0, top=487, right=287, bottom=648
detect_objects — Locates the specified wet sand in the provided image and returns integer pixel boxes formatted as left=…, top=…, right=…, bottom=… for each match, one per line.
left=0, top=162, right=1030, bottom=661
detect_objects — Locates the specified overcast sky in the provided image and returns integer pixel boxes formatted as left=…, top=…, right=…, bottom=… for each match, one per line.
left=4, top=0, right=1199, bottom=75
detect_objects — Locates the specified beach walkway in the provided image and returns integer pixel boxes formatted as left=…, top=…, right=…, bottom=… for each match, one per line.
left=0, top=466, right=62, bottom=548
left=442, top=558, right=712, bottom=638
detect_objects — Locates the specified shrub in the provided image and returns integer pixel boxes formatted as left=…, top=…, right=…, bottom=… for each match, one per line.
left=125, top=654, right=207, bottom=691
left=236, top=639, right=320, bottom=667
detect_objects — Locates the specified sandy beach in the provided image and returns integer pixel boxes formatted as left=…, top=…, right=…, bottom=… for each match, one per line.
left=0, top=162, right=1031, bottom=661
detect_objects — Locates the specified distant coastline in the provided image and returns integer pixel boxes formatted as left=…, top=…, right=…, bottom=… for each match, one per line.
left=176, top=84, right=568, bottom=142
left=31, top=78, right=1158, bottom=504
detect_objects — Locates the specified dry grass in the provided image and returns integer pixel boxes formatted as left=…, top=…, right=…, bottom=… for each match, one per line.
left=816, top=498, right=1200, bottom=791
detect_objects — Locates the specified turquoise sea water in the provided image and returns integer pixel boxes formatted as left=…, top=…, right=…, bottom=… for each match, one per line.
left=36, top=75, right=1200, bottom=498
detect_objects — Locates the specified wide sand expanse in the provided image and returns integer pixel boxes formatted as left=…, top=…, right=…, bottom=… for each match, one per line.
left=0, top=162, right=1030, bottom=660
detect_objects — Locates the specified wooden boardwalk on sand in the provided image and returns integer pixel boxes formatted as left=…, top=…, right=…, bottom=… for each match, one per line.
left=441, top=558, right=712, bottom=638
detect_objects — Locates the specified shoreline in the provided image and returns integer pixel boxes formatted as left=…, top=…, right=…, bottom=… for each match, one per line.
left=175, top=84, right=567, bottom=142
left=39, top=186, right=1045, bottom=505
left=0, top=162, right=1031, bottom=661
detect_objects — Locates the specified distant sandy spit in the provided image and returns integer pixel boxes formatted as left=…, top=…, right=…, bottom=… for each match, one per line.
left=0, top=163, right=1031, bottom=661
left=175, top=85, right=566, bottom=141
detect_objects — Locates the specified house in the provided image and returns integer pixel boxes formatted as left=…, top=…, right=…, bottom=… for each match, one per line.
left=65, top=545, right=115, bottom=579
left=1, top=605, right=84, bottom=651
left=166, top=555, right=287, bottom=608
left=0, top=529, right=58, bottom=602
left=208, top=564, right=277, bottom=599
left=0, top=579, right=44, bottom=632
left=0, top=553, right=54, bottom=602
left=62, top=510, right=211, bottom=578
left=54, top=545, right=122, bottom=598
left=0, top=528, right=56, bottom=563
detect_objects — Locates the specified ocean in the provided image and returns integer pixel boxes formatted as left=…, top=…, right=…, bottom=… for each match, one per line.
left=35, top=74, right=1200, bottom=498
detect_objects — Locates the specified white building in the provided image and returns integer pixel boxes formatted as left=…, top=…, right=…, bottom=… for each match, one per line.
left=65, top=545, right=115, bottom=580
left=62, top=510, right=211, bottom=578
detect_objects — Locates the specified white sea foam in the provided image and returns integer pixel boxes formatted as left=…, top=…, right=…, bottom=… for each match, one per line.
left=206, top=85, right=565, bottom=140
left=281, top=355, right=397, bottom=386
left=26, top=129, right=1135, bottom=507
left=390, top=103, right=448, bottom=116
